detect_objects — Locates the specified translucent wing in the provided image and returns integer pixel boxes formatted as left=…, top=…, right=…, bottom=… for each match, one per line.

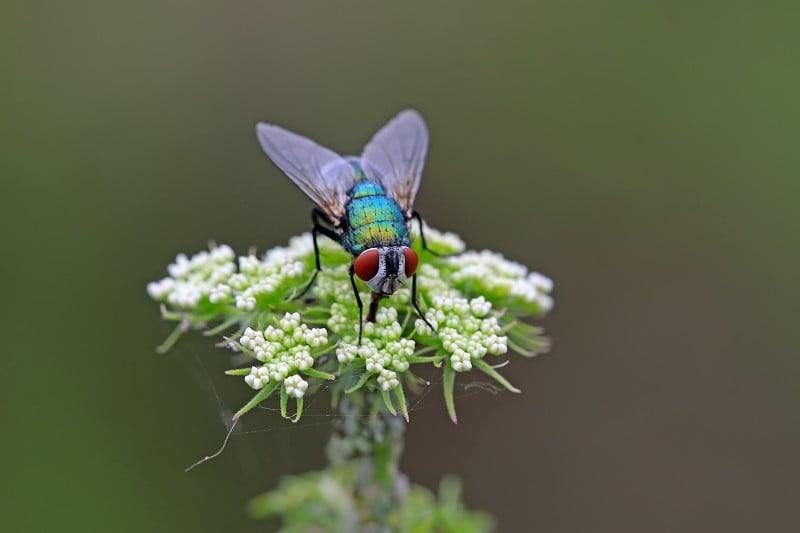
left=256, top=123, right=357, bottom=223
left=361, top=109, right=429, bottom=218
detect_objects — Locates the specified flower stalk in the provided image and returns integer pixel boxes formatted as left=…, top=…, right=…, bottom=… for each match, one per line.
left=325, top=390, right=407, bottom=525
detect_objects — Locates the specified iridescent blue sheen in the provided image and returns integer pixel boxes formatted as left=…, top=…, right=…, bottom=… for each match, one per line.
left=342, top=180, right=409, bottom=255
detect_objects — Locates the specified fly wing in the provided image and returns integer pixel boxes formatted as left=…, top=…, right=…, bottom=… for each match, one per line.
left=361, top=110, right=429, bottom=218
left=256, top=123, right=357, bottom=223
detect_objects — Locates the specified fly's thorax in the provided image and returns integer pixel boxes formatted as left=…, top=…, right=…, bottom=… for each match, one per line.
left=342, top=180, right=409, bottom=255
left=353, top=246, right=419, bottom=296
left=349, top=180, right=386, bottom=198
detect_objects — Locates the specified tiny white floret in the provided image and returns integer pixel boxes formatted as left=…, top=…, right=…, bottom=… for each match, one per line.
left=284, top=374, right=309, bottom=398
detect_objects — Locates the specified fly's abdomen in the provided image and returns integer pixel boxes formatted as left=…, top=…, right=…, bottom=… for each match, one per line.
left=343, top=182, right=408, bottom=254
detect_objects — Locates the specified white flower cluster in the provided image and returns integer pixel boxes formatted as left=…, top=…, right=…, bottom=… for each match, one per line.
left=310, top=265, right=357, bottom=304
left=147, top=235, right=336, bottom=311
left=239, top=312, right=327, bottom=396
left=227, top=237, right=315, bottom=311
left=447, top=250, right=553, bottom=313
left=415, top=295, right=507, bottom=372
left=332, top=305, right=416, bottom=390
left=284, top=374, right=309, bottom=398
left=150, top=227, right=554, bottom=420
left=377, top=368, right=400, bottom=391
left=147, top=244, right=236, bottom=308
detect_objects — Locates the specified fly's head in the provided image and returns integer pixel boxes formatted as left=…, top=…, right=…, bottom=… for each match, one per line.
left=353, top=246, right=419, bottom=295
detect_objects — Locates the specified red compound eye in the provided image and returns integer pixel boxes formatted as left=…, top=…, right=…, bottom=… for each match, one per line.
left=403, top=247, right=419, bottom=277
left=354, top=249, right=380, bottom=281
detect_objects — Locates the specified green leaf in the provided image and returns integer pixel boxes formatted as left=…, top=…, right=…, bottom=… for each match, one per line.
left=507, top=337, right=538, bottom=357
left=292, top=396, right=304, bottom=423
left=411, top=345, right=438, bottom=357
left=443, top=362, right=457, bottom=424
left=203, top=313, right=247, bottom=336
left=472, top=358, right=520, bottom=393
left=155, top=322, right=184, bottom=354
left=301, top=367, right=336, bottom=380
left=344, top=371, right=371, bottom=394
left=381, top=388, right=398, bottom=416
left=159, top=304, right=185, bottom=322
left=395, top=383, right=409, bottom=422
left=223, top=341, right=261, bottom=362
left=407, top=354, right=444, bottom=364
left=507, top=322, right=550, bottom=356
left=280, top=383, right=289, bottom=419
left=225, top=368, right=252, bottom=376
left=233, top=380, right=280, bottom=419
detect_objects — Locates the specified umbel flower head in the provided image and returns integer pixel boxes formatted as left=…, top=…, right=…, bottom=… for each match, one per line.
left=148, top=225, right=552, bottom=423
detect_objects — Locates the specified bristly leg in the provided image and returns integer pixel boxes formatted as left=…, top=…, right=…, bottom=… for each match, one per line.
left=412, top=274, right=435, bottom=332
left=412, top=210, right=450, bottom=257
left=348, top=263, right=364, bottom=344
left=295, top=208, right=340, bottom=299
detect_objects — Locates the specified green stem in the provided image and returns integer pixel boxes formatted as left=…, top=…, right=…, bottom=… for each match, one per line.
left=325, top=390, right=408, bottom=527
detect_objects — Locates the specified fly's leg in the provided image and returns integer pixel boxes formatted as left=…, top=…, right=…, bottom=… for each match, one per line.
left=412, top=210, right=450, bottom=257
left=412, top=273, right=435, bottom=332
left=349, top=263, right=364, bottom=345
left=295, top=208, right=340, bottom=299
left=410, top=212, right=444, bottom=333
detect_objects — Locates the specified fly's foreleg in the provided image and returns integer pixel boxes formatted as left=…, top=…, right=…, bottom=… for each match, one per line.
left=295, top=208, right=340, bottom=299
left=349, top=263, right=364, bottom=345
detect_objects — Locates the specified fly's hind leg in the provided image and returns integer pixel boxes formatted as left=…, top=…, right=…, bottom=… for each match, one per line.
left=294, top=208, right=340, bottom=300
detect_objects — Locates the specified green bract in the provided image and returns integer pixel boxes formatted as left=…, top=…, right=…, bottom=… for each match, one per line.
left=148, top=226, right=552, bottom=423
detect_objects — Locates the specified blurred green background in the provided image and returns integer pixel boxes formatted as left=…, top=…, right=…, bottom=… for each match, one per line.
left=4, top=1, right=799, bottom=531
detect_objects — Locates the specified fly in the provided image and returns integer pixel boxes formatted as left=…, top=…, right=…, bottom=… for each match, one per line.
left=256, top=110, right=440, bottom=343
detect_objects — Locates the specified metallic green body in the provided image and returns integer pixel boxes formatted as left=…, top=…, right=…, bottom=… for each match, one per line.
left=342, top=180, right=409, bottom=255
